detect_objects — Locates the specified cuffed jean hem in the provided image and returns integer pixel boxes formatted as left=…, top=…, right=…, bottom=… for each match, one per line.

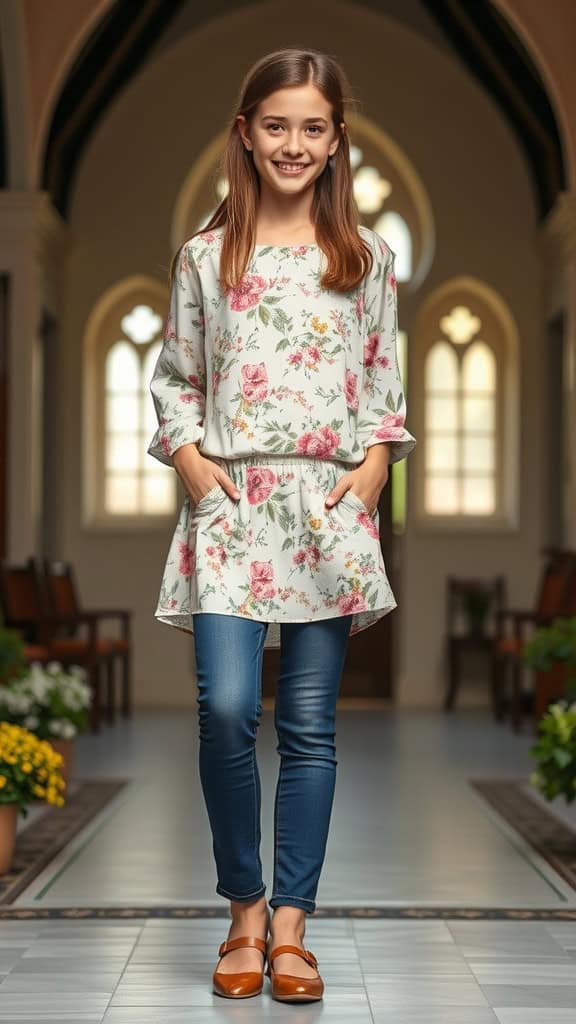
left=216, top=882, right=267, bottom=902
left=269, top=895, right=316, bottom=915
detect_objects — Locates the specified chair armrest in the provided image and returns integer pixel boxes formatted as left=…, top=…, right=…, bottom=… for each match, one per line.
left=82, top=609, right=132, bottom=622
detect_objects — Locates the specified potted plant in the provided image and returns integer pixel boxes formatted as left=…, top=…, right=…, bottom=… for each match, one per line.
left=522, top=616, right=576, bottom=804
left=0, top=662, right=92, bottom=783
left=0, top=722, right=66, bottom=872
left=0, top=626, right=28, bottom=685
left=461, top=587, right=493, bottom=637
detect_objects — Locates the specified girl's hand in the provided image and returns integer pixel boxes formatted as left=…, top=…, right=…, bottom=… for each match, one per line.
left=324, top=445, right=390, bottom=516
left=173, top=444, right=241, bottom=505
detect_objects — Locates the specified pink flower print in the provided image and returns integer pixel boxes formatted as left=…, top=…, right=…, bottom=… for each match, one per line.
left=357, top=511, right=380, bottom=539
left=177, top=541, right=195, bottom=577
left=179, top=392, right=202, bottom=405
left=160, top=435, right=172, bottom=458
left=246, top=467, right=276, bottom=505
left=241, top=362, right=269, bottom=403
left=374, top=355, right=390, bottom=370
left=164, top=312, right=177, bottom=342
left=228, top=274, right=268, bottom=311
left=373, top=412, right=407, bottom=440
left=306, top=544, right=321, bottom=568
left=250, top=561, right=276, bottom=600
left=344, top=369, right=359, bottom=411
left=388, top=270, right=397, bottom=292
left=338, top=590, right=368, bottom=615
left=355, top=291, right=365, bottom=321
left=364, top=332, right=380, bottom=367
left=188, top=374, right=202, bottom=388
left=293, top=550, right=306, bottom=566
left=296, top=425, right=340, bottom=457
left=213, top=369, right=221, bottom=391
left=288, top=351, right=303, bottom=366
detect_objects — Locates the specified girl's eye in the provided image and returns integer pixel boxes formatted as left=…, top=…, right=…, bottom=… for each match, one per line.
left=268, top=124, right=322, bottom=135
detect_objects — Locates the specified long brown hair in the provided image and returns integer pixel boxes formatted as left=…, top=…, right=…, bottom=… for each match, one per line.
left=171, top=47, right=373, bottom=293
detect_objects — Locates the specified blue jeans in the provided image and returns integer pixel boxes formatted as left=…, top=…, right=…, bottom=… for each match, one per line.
left=192, top=612, right=353, bottom=915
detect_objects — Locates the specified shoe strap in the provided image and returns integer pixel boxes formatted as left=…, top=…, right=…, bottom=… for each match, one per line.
left=268, top=944, right=318, bottom=968
left=218, top=935, right=267, bottom=957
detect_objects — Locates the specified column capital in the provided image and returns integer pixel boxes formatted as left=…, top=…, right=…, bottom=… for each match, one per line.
left=539, top=189, right=576, bottom=259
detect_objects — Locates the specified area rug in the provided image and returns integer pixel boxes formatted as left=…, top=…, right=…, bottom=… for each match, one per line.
left=0, top=779, right=128, bottom=905
left=1, top=776, right=575, bottom=920
left=471, top=777, right=576, bottom=893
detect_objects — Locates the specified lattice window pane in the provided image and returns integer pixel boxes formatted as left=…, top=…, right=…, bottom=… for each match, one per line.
left=106, top=474, right=139, bottom=514
left=462, top=476, right=495, bottom=514
left=426, top=341, right=458, bottom=391
left=426, top=396, right=458, bottom=430
left=107, top=434, right=140, bottom=472
left=462, top=341, right=495, bottom=391
left=427, top=436, right=458, bottom=472
left=106, top=342, right=139, bottom=393
left=107, top=395, right=139, bottom=432
left=463, top=396, right=494, bottom=431
left=462, top=437, right=494, bottom=472
left=426, top=476, right=459, bottom=514
left=143, top=474, right=175, bottom=514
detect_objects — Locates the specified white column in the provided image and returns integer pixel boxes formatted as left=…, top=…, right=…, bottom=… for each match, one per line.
left=0, top=190, right=69, bottom=560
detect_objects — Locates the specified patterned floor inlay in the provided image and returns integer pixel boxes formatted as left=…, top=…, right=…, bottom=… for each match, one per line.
left=471, top=778, right=576, bottom=893
left=1, top=906, right=576, bottom=920
left=0, top=780, right=128, bottom=905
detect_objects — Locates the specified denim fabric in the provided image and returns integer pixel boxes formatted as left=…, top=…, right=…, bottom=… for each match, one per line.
left=192, top=611, right=353, bottom=915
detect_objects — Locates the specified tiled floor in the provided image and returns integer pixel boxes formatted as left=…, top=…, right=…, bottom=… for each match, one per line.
left=3, top=707, right=576, bottom=1021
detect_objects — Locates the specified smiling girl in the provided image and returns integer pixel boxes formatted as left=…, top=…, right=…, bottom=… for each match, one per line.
left=148, top=47, right=416, bottom=1002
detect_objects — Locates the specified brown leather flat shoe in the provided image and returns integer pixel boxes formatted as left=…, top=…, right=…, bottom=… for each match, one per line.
left=265, top=944, right=324, bottom=1002
left=212, top=935, right=267, bottom=998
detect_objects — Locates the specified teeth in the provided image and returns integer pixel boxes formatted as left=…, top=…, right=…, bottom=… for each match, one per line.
left=276, top=162, right=305, bottom=170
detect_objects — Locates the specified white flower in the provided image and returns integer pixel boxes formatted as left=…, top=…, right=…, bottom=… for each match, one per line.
left=60, top=720, right=77, bottom=739
left=24, top=715, right=39, bottom=729
left=48, top=719, right=62, bottom=736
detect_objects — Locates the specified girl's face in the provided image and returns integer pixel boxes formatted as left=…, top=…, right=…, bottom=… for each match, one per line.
left=237, top=83, right=343, bottom=197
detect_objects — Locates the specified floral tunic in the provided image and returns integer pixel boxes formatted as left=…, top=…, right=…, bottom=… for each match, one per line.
left=147, top=224, right=416, bottom=648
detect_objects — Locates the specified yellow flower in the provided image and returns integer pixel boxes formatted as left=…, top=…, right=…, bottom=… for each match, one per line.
left=308, top=517, right=322, bottom=530
left=0, top=776, right=6, bottom=789
left=21, top=762, right=33, bottom=774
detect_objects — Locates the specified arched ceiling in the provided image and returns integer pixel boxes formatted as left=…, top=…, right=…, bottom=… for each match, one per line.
left=40, top=0, right=566, bottom=221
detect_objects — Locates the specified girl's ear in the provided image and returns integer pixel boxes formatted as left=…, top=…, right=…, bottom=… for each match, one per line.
left=236, top=114, right=252, bottom=150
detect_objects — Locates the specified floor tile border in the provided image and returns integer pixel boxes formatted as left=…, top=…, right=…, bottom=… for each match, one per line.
left=1, top=906, right=575, bottom=919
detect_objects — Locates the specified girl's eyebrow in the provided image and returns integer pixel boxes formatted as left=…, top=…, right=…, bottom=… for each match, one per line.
left=261, top=114, right=329, bottom=125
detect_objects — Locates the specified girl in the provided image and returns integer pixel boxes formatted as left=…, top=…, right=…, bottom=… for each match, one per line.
left=148, top=47, right=416, bottom=1002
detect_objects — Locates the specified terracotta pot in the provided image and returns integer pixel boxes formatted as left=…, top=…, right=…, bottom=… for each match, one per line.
left=48, top=738, right=75, bottom=785
left=0, top=803, right=18, bottom=874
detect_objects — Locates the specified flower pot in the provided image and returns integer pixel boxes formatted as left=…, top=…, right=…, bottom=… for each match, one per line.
left=0, top=803, right=18, bottom=874
left=49, top=738, right=75, bottom=785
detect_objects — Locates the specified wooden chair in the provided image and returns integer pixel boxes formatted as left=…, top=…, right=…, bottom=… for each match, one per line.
left=42, top=559, right=132, bottom=724
left=492, top=547, right=576, bottom=731
left=444, top=575, right=507, bottom=715
left=0, top=557, right=110, bottom=732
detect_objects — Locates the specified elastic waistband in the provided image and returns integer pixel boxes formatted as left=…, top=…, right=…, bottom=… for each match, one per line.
left=208, top=453, right=358, bottom=469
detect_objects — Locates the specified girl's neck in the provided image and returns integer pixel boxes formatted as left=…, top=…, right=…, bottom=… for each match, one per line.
left=255, top=188, right=316, bottom=246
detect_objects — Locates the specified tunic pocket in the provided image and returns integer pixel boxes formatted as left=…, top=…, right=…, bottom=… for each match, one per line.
left=340, top=489, right=377, bottom=519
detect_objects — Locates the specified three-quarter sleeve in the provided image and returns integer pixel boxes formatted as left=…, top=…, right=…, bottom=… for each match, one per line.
left=356, top=238, right=417, bottom=465
left=147, top=241, right=207, bottom=467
